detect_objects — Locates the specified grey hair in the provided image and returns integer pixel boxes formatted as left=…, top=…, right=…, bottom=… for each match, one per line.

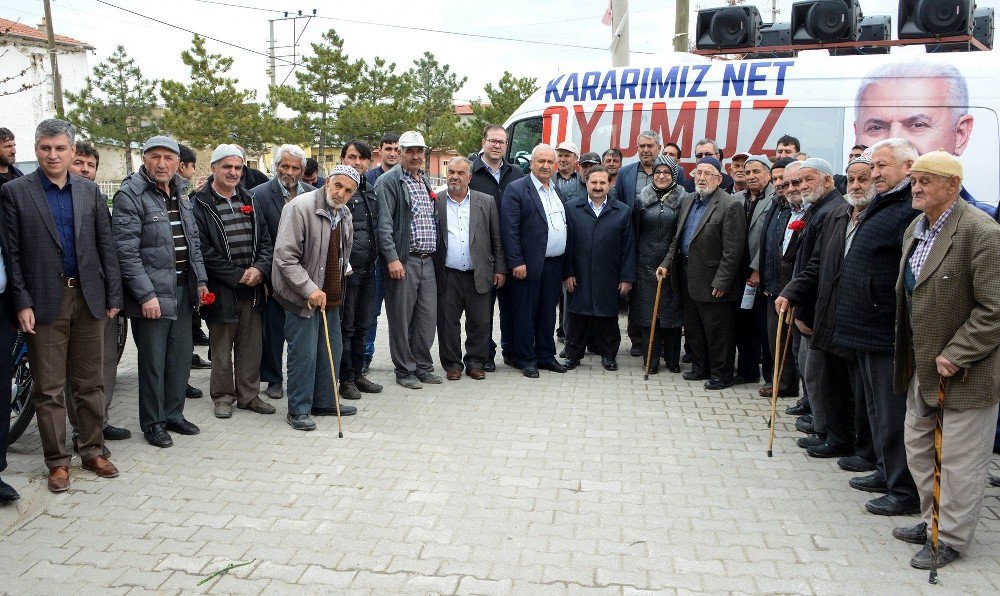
left=695, top=138, right=718, bottom=153
left=273, top=144, right=306, bottom=170
left=784, top=160, right=802, bottom=173
left=35, top=119, right=75, bottom=144
left=637, top=130, right=661, bottom=146
left=871, top=138, right=919, bottom=164
left=531, top=143, right=556, bottom=159
left=855, top=60, right=969, bottom=125
left=447, top=156, right=472, bottom=170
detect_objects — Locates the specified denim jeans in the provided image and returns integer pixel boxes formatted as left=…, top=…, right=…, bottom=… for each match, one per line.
left=364, top=263, right=384, bottom=360
left=284, top=307, right=342, bottom=417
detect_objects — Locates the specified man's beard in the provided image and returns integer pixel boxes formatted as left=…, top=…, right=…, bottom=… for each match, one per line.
left=800, top=187, right=824, bottom=204
left=846, top=186, right=876, bottom=208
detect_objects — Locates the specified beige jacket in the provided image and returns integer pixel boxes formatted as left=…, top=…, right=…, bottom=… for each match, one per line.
left=271, top=189, right=353, bottom=318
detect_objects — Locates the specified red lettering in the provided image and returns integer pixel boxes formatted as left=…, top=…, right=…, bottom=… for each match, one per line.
left=574, top=104, right=607, bottom=154
left=704, top=101, right=720, bottom=144
left=720, top=101, right=741, bottom=159
left=542, top=105, right=569, bottom=145
left=749, top=99, right=789, bottom=157
left=611, top=102, right=645, bottom=158
left=650, top=101, right=696, bottom=158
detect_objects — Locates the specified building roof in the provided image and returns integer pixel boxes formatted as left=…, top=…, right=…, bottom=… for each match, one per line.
left=0, top=17, right=94, bottom=50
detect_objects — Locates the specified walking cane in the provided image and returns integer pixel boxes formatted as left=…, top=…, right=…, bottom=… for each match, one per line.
left=319, top=308, right=345, bottom=439
left=767, top=307, right=795, bottom=457
left=929, top=375, right=948, bottom=584
left=644, top=275, right=665, bottom=381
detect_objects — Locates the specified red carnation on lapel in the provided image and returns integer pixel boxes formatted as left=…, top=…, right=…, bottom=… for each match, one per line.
left=241, top=205, right=253, bottom=214
left=201, top=292, right=216, bottom=306
left=788, top=220, right=806, bottom=232
left=428, top=190, right=438, bottom=200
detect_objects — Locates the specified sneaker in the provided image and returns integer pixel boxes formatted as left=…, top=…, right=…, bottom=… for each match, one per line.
left=354, top=375, right=383, bottom=393
left=340, top=381, right=363, bottom=400
left=892, top=522, right=928, bottom=545
left=264, top=382, right=283, bottom=399
left=415, top=370, right=443, bottom=384
left=396, top=374, right=423, bottom=390
left=286, top=414, right=316, bottom=431
left=193, top=328, right=210, bottom=346
left=909, top=542, right=960, bottom=570
left=214, top=403, right=233, bottom=419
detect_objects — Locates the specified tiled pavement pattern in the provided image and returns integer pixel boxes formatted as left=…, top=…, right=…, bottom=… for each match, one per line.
left=2, top=317, right=1000, bottom=595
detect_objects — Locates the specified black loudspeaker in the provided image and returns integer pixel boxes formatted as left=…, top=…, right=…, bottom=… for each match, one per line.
left=791, top=0, right=863, bottom=44
left=933, top=6, right=994, bottom=51
left=899, top=0, right=975, bottom=38
left=830, top=15, right=892, bottom=55
left=696, top=6, right=763, bottom=49
left=744, top=22, right=798, bottom=58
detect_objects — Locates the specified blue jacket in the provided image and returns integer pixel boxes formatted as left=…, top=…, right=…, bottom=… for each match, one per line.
left=499, top=175, right=564, bottom=281
left=613, top=162, right=644, bottom=208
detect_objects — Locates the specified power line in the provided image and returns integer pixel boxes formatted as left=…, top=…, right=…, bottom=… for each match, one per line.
left=193, top=0, right=655, bottom=54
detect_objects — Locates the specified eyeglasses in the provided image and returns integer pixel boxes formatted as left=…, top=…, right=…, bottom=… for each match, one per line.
left=789, top=179, right=803, bottom=187
left=694, top=152, right=715, bottom=159
left=777, top=183, right=790, bottom=190
left=484, top=139, right=507, bottom=146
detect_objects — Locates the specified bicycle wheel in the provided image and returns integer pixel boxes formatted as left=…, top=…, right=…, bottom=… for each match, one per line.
left=7, top=337, right=35, bottom=446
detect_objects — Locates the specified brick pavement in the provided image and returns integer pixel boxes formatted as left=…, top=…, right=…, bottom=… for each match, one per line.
left=2, top=316, right=1000, bottom=595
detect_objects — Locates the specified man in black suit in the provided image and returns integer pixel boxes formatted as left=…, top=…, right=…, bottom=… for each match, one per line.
left=0, top=119, right=122, bottom=492
left=499, top=144, right=569, bottom=378
left=657, top=157, right=747, bottom=390
left=250, top=145, right=314, bottom=400
left=434, top=156, right=507, bottom=380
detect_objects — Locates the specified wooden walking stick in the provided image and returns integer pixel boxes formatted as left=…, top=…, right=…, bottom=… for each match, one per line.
left=644, top=275, right=665, bottom=381
left=320, top=308, right=344, bottom=439
left=767, top=307, right=795, bottom=457
left=929, top=375, right=947, bottom=584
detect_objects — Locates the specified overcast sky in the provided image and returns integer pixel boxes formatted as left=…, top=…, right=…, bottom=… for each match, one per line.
left=5, top=0, right=997, bottom=103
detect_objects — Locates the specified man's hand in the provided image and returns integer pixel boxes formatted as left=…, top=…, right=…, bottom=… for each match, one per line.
left=747, top=270, right=760, bottom=288
left=197, top=286, right=209, bottom=305
left=194, top=176, right=208, bottom=192
left=794, top=319, right=812, bottom=335
left=307, top=289, right=327, bottom=310
left=106, top=308, right=120, bottom=319
left=17, top=308, right=35, bottom=334
left=512, top=265, right=527, bottom=280
left=493, top=273, right=506, bottom=289
left=387, top=260, right=405, bottom=279
left=618, top=282, right=632, bottom=295
left=655, top=266, right=669, bottom=280
left=241, top=267, right=264, bottom=287
left=141, top=297, right=161, bottom=319
left=775, top=296, right=790, bottom=315
left=564, top=276, right=577, bottom=292
left=711, top=288, right=728, bottom=298
left=936, top=355, right=961, bottom=377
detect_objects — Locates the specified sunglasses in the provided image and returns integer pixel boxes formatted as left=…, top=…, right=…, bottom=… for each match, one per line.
left=777, top=183, right=790, bottom=189
left=694, top=152, right=715, bottom=159
left=789, top=179, right=804, bottom=187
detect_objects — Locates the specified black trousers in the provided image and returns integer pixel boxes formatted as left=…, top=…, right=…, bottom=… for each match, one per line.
left=847, top=357, right=876, bottom=462
left=808, top=348, right=855, bottom=449
left=735, top=294, right=771, bottom=382
left=0, top=295, right=18, bottom=473
left=857, top=350, right=918, bottom=501
left=437, top=269, right=492, bottom=371
left=641, top=325, right=681, bottom=370
left=510, top=256, right=562, bottom=368
left=765, top=295, right=800, bottom=396
left=259, top=292, right=285, bottom=384
left=339, top=266, right=376, bottom=381
left=496, top=284, right=515, bottom=361
left=564, top=312, right=620, bottom=361
left=679, top=265, right=736, bottom=382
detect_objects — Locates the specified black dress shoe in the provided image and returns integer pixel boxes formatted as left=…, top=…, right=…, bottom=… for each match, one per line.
left=704, top=379, right=734, bottom=390
left=193, top=329, right=210, bottom=346
left=166, top=419, right=200, bottom=435
left=667, top=365, right=681, bottom=373
left=629, top=345, right=642, bottom=357
left=191, top=354, right=212, bottom=369
left=311, top=405, right=357, bottom=416
left=732, top=375, right=758, bottom=385
left=483, top=360, right=496, bottom=373
left=795, top=418, right=815, bottom=434
left=601, top=357, right=618, bottom=371
left=144, top=423, right=173, bottom=448
left=865, top=493, right=920, bottom=516
left=850, top=473, right=889, bottom=493
left=785, top=402, right=810, bottom=416
left=361, top=359, right=371, bottom=375
left=910, top=542, right=960, bottom=570
left=682, top=371, right=709, bottom=381
left=558, top=348, right=568, bottom=359
left=504, top=356, right=522, bottom=370
left=837, top=455, right=877, bottom=473
left=806, top=443, right=854, bottom=458
left=103, top=425, right=132, bottom=441
left=893, top=522, right=928, bottom=545
left=562, top=359, right=580, bottom=370
left=681, top=352, right=694, bottom=363
left=0, top=478, right=20, bottom=504
left=522, top=365, right=539, bottom=378
left=796, top=435, right=825, bottom=448
left=186, top=384, right=203, bottom=399
left=539, top=360, right=567, bottom=373
left=797, top=414, right=813, bottom=424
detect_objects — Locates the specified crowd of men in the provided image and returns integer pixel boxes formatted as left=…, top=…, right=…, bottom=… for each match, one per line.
left=0, top=119, right=999, bottom=574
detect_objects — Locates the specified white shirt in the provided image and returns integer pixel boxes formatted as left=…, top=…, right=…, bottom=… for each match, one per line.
left=588, top=197, right=606, bottom=218
left=782, top=207, right=807, bottom=254
left=445, top=191, right=473, bottom=271
left=532, top=173, right=566, bottom=257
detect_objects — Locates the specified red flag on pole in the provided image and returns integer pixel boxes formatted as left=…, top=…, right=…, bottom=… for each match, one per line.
left=601, top=0, right=613, bottom=26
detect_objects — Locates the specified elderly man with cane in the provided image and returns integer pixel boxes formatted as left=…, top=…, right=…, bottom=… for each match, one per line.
left=889, top=151, right=1000, bottom=573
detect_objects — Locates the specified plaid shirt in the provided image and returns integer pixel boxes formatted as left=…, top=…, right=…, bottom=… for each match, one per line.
left=404, top=170, right=437, bottom=253
left=909, top=200, right=957, bottom=279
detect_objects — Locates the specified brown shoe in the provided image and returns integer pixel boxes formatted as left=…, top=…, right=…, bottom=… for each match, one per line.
left=48, top=466, right=70, bottom=492
left=446, top=369, right=462, bottom=381
left=466, top=368, right=486, bottom=380
left=82, top=456, right=119, bottom=478
left=237, top=397, right=276, bottom=415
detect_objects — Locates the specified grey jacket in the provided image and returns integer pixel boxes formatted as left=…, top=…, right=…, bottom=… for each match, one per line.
left=112, top=170, right=208, bottom=319
left=734, top=183, right=775, bottom=272
left=375, top=164, right=435, bottom=264
left=271, top=189, right=353, bottom=318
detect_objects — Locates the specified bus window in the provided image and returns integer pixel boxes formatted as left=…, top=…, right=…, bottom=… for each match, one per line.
left=508, top=117, right=543, bottom=168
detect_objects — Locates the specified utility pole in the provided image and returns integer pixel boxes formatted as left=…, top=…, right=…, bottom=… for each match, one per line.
left=268, top=19, right=276, bottom=88
left=42, top=0, right=64, bottom=118
left=610, top=0, right=630, bottom=67
left=674, top=0, right=690, bottom=53
left=771, top=0, right=780, bottom=22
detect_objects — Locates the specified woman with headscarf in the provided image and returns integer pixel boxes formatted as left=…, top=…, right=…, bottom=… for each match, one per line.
left=629, top=155, right=685, bottom=374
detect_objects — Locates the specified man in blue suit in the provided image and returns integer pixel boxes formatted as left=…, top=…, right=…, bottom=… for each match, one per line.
left=613, top=130, right=661, bottom=208
left=499, top=145, right=569, bottom=378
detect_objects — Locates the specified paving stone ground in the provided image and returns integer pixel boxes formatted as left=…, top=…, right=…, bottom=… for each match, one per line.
left=2, top=316, right=1000, bottom=595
